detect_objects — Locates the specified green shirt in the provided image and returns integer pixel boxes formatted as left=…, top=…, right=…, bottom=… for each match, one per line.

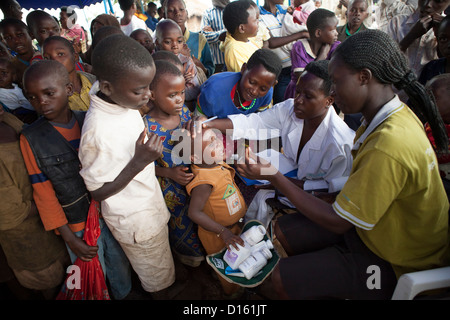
left=333, top=97, right=450, bottom=278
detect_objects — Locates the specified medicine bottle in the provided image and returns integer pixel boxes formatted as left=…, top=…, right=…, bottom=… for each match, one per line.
left=239, top=248, right=273, bottom=280
left=240, top=225, right=266, bottom=246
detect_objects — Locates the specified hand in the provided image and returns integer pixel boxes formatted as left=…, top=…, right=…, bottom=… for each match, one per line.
left=181, top=43, right=191, bottom=57
left=169, top=166, right=194, bottom=185
left=133, top=130, right=163, bottom=170
left=339, top=0, right=349, bottom=8
left=410, top=15, right=433, bottom=39
left=235, top=147, right=278, bottom=181
left=184, top=62, right=195, bottom=83
left=67, top=236, right=98, bottom=262
left=202, top=25, right=213, bottom=32
left=220, top=228, right=245, bottom=251
left=183, top=115, right=208, bottom=139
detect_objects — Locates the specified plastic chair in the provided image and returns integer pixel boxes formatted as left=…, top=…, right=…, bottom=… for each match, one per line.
left=391, top=266, right=450, bottom=300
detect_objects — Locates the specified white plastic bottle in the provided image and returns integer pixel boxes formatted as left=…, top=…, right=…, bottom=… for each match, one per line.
left=240, top=225, right=266, bottom=246
left=238, top=248, right=273, bottom=280
left=250, top=239, right=274, bottom=254
left=223, top=243, right=252, bottom=270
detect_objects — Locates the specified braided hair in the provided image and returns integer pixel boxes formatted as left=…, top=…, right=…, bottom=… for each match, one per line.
left=332, top=29, right=448, bottom=153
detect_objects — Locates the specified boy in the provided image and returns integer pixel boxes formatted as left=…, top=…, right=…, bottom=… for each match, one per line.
left=130, top=28, right=155, bottom=54
left=0, top=18, right=43, bottom=88
left=165, top=0, right=215, bottom=78
left=78, top=34, right=180, bottom=299
left=20, top=60, right=132, bottom=300
left=42, top=36, right=96, bottom=112
left=222, top=0, right=261, bottom=73
left=26, top=10, right=61, bottom=51
left=186, top=127, right=247, bottom=299
left=118, top=0, right=149, bottom=36
left=336, top=0, right=369, bottom=42
left=155, top=19, right=203, bottom=109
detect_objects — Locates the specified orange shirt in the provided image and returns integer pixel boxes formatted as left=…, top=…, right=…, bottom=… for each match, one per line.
left=19, top=118, right=85, bottom=233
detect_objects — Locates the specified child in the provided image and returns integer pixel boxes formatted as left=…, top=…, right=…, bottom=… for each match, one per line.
left=165, top=0, right=215, bottom=78
left=42, top=36, right=96, bottom=112
left=144, top=60, right=204, bottom=267
left=200, top=60, right=355, bottom=228
left=155, top=19, right=204, bottom=109
left=20, top=60, right=132, bottom=300
left=78, top=34, right=180, bottom=299
left=387, top=0, right=449, bottom=79
left=0, top=57, right=37, bottom=123
left=336, top=0, right=369, bottom=42
left=418, top=15, right=450, bottom=85
left=284, top=9, right=340, bottom=100
left=425, top=74, right=450, bottom=198
left=26, top=10, right=61, bottom=51
left=0, top=18, right=43, bottom=88
left=282, top=0, right=316, bottom=42
left=118, top=0, right=149, bottom=36
left=186, top=127, right=247, bottom=299
left=221, top=0, right=261, bottom=73
left=235, top=29, right=450, bottom=300
left=196, top=48, right=281, bottom=119
left=130, top=28, right=155, bottom=55
left=0, top=102, right=69, bottom=300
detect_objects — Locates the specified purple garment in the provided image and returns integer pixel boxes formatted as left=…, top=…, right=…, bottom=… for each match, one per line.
left=284, top=40, right=341, bottom=100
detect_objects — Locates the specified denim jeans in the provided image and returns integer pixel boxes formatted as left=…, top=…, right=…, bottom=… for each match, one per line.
left=66, top=218, right=132, bottom=300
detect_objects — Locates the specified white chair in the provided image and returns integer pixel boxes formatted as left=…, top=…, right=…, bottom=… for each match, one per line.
left=391, top=266, right=450, bottom=300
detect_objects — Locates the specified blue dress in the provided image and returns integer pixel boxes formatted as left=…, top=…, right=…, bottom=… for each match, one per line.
left=144, top=106, right=204, bottom=266
left=196, top=72, right=273, bottom=119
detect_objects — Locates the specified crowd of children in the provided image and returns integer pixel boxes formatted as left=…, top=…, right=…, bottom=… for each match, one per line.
left=0, top=0, right=449, bottom=301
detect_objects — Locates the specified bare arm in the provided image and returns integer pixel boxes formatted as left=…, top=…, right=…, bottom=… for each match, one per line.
left=267, top=31, right=309, bottom=49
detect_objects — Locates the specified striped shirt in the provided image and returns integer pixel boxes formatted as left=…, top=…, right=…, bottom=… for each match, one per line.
left=258, top=4, right=292, bottom=68
left=201, top=6, right=226, bottom=66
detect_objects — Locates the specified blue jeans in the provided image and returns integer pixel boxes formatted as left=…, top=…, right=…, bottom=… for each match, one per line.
left=66, top=218, right=132, bottom=300
left=273, top=67, right=291, bottom=105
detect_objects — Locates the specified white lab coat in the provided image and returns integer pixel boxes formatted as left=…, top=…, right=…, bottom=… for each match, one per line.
left=228, top=98, right=355, bottom=227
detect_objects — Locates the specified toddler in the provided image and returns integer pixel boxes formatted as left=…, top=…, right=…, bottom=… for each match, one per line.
left=281, top=0, right=316, bottom=44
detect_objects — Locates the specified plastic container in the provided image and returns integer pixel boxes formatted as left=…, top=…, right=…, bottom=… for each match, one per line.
left=238, top=247, right=273, bottom=280
left=223, top=243, right=251, bottom=270
left=240, top=225, right=266, bottom=246
left=250, top=239, right=274, bottom=254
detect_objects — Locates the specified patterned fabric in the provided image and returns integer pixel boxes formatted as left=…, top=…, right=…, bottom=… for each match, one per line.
left=144, top=106, right=204, bottom=265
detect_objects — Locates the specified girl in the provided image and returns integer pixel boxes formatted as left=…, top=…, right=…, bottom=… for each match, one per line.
left=236, top=29, right=450, bottom=299
left=144, top=60, right=204, bottom=267
left=284, top=9, right=340, bottom=100
left=42, top=36, right=96, bottom=112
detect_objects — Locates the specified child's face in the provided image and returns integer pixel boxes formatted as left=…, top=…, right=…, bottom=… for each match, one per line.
left=43, top=40, right=77, bottom=74
left=432, top=86, right=450, bottom=123
left=437, top=20, right=450, bottom=59
left=1, top=24, right=34, bottom=57
left=165, top=0, right=187, bottom=28
left=317, top=17, right=338, bottom=44
left=0, top=61, right=14, bottom=89
left=101, top=66, right=155, bottom=110
left=328, top=55, right=365, bottom=115
left=157, top=26, right=184, bottom=54
left=242, top=6, right=259, bottom=38
left=239, top=64, right=278, bottom=102
left=150, top=73, right=185, bottom=116
left=293, top=71, right=333, bottom=120
left=23, top=73, right=72, bottom=123
left=198, top=129, right=225, bottom=164
left=418, top=0, right=450, bottom=17
left=31, top=16, right=61, bottom=46
left=132, top=30, right=155, bottom=54
left=347, top=0, right=369, bottom=29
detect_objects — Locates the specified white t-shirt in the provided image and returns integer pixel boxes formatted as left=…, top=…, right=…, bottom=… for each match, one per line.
left=119, top=15, right=149, bottom=36
left=79, top=82, right=170, bottom=245
left=0, top=83, right=34, bottom=111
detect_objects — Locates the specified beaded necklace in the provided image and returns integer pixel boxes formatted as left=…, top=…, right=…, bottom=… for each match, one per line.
left=236, top=88, right=256, bottom=110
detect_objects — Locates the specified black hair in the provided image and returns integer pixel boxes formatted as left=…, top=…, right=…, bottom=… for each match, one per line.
left=152, top=50, right=183, bottom=67
left=91, top=25, right=123, bottom=51
left=0, top=18, right=29, bottom=34
left=306, top=8, right=336, bottom=36
left=23, top=59, right=70, bottom=87
left=118, top=0, right=135, bottom=11
left=92, top=34, right=154, bottom=84
left=438, top=14, right=450, bottom=32
left=150, top=60, right=183, bottom=89
left=246, top=48, right=282, bottom=78
left=223, top=0, right=254, bottom=35
left=130, top=28, right=151, bottom=38
left=164, top=0, right=186, bottom=16
left=154, top=19, right=183, bottom=44
left=304, top=60, right=332, bottom=95
left=43, top=35, right=75, bottom=55
left=333, top=29, right=448, bottom=152
left=26, top=10, right=56, bottom=32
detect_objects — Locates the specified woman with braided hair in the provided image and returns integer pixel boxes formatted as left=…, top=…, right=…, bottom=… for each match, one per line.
left=235, top=29, right=450, bottom=299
